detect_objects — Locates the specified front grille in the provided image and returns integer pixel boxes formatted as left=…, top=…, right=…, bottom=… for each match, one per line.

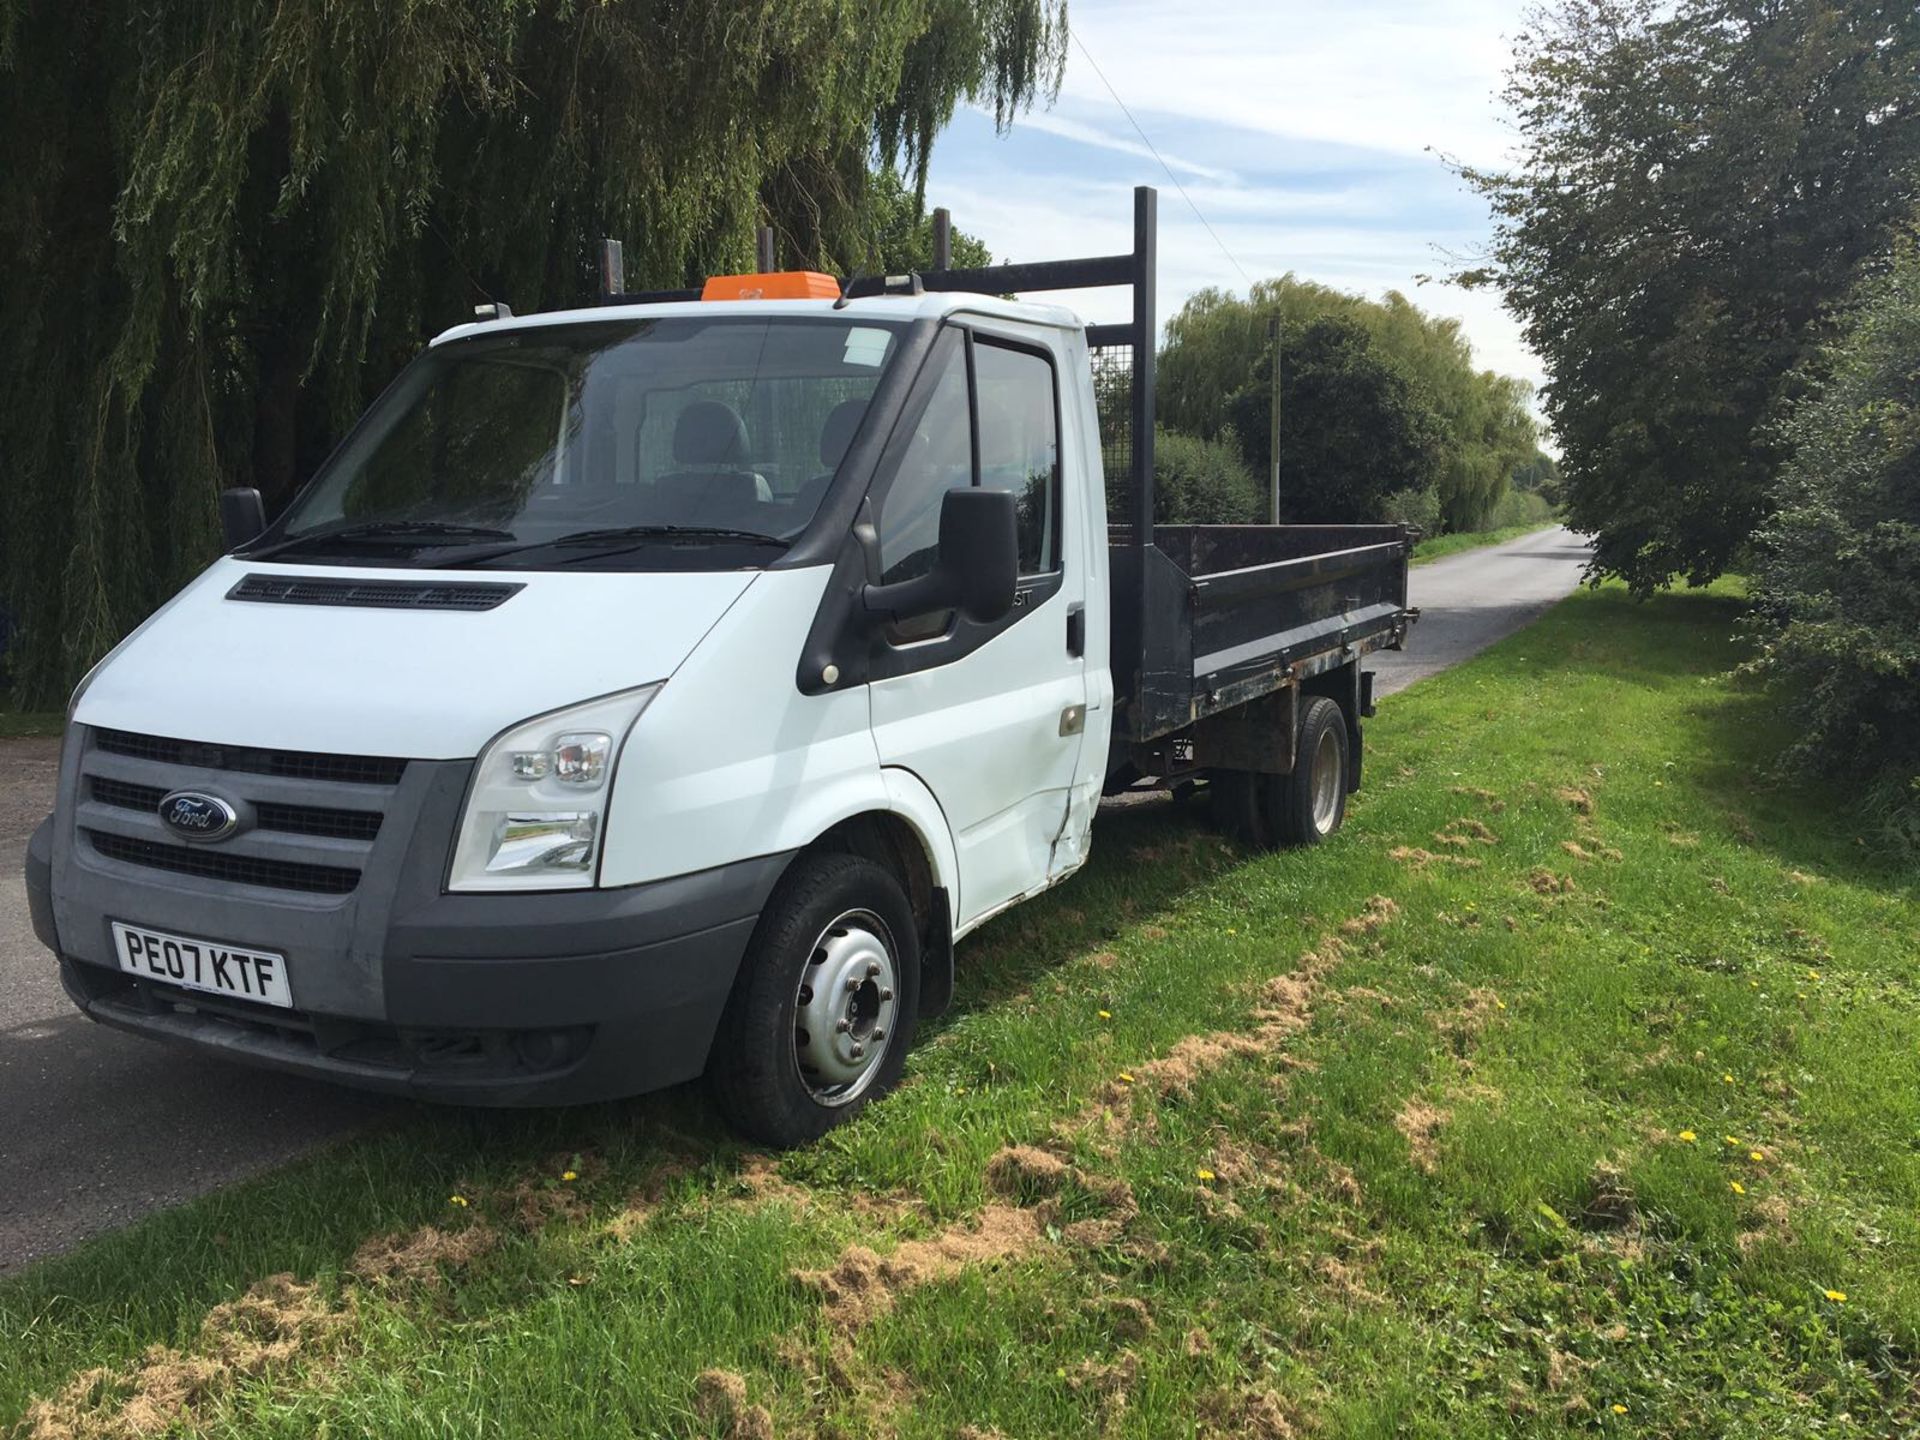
left=88, top=776, right=166, bottom=812
left=87, top=775, right=383, bottom=842
left=254, top=801, right=383, bottom=841
left=93, top=729, right=407, bottom=787
left=85, top=829, right=362, bottom=896
left=228, top=573, right=522, bottom=611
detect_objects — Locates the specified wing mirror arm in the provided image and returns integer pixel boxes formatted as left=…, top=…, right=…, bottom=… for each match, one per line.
left=861, top=487, right=1019, bottom=626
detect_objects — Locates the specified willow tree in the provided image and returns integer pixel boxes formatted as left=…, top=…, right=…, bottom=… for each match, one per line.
left=0, top=0, right=1063, bottom=706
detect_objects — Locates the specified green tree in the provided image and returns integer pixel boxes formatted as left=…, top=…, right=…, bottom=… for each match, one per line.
left=0, top=0, right=1063, bottom=705
left=1511, top=451, right=1562, bottom=504
left=1126, top=428, right=1265, bottom=528
left=1460, top=0, right=1920, bottom=593
left=1158, top=279, right=1535, bottom=529
left=1229, top=317, right=1448, bottom=525
left=1746, top=228, right=1920, bottom=848
left=851, top=165, right=995, bottom=273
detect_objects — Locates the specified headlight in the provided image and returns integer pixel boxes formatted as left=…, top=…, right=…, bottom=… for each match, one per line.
left=448, top=685, right=660, bottom=891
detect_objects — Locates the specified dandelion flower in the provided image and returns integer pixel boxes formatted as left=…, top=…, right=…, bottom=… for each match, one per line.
left=1197, top=1167, right=1216, bottom=1182
left=449, top=1194, right=468, bottom=1207
left=1612, top=1403, right=1628, bottom=1414
left=1722, top=1073, right=1734, bottom=1084
left=1724, top=1136, right=1741, bottom=1146
left=1749, top=1150, right=1765, bottom=1162
left=562, top=1170, right=578, bottom=1183
left=1824, top=1289, right=1846, bottom=1303
left=1495, top=998, right=1507, bottom=1011
left=1227, top=927, right=1239, bottom=935
left=1117, top=1072, right=1135, bottom=1085
left=1678, top=1130, right=1697, bottom=1143
left=1097, top=1009, right=1112, bottom=1019
left=1729, top=1181, right=1745, bottom=1194
left=1808, top=970, right=1820, bottom=980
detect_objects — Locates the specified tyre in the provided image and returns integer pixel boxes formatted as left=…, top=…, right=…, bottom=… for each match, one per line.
left=1266, top=695, right=1349, bottom=847
left=1209, top=768, right=1271, bottom=848
left=708, top=852, right=920, bottom=1147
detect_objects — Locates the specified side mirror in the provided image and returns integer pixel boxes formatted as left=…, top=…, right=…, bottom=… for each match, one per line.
left=219, top=487, right=266, bottom=550
left=863, top=487, right=1018, bottom=625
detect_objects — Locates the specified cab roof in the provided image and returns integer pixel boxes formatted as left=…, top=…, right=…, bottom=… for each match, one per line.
left=431, top=291, right=1085, bottom=349
left=435, top=289, right=1090, bottom=349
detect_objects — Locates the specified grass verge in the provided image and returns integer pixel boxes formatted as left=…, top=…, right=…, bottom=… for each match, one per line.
left=1413, top=520, right=1561, bottom=565
left=0, top=711, right=61, bottom=738
left=5, top=582, right=1917, bottom=1438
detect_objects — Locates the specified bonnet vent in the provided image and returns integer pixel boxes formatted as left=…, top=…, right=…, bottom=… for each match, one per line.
left=227, top=574, right=524, bottom=612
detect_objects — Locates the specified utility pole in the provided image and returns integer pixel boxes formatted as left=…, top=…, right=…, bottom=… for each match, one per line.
left=756, top=225, right=776, bottom=273
left=1268, top=315, right=1283, bottom=524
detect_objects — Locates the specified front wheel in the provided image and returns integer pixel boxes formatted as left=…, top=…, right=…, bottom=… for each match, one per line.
left=708, top=852, right=921, bottom=1147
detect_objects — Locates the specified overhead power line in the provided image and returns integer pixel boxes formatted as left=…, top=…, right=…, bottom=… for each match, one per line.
left=1070, top=32, right=1256, bottom=291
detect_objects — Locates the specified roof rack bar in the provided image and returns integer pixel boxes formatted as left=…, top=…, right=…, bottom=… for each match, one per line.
left=932, top=208, right=952, bottom=271
left=842, top=251, right=1135, bottom=300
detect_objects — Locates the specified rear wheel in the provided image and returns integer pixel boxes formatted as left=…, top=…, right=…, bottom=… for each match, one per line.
left=1266, top=696, right=1349, bottom=847
left=708, top=852, right=920, bottom=1147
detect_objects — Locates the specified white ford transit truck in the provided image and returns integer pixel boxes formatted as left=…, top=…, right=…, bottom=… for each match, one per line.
left=24, top=190, right=1413, bottom=1145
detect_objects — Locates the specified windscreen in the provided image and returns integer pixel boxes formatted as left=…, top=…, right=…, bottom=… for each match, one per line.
left=266, top=315, right=905, bottom=569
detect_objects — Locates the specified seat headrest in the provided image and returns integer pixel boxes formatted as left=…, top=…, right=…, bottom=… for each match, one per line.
left=673, top=400, right=749, bottom=466
left=818, top=399, right=868, bottom=470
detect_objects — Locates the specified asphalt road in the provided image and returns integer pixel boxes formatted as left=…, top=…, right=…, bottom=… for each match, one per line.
left=0, top=524, right=1590, bottom=1273
left=1371, top=525, right=1593, bottom=696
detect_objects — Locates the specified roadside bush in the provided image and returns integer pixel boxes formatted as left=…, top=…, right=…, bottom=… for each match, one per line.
left=1747, top=231, right=1920, bottom=851
left=1381, top=486, right=1442, bottom=534
left=1147, top=427, right=1265, bottom=525
left=1488, top=486, right=1555, bottom=529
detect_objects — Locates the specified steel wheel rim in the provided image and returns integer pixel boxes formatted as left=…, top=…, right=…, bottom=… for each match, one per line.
left=1309, top=726, right=1342, bottom=834
left=791, top=908, right=898, bottom=1107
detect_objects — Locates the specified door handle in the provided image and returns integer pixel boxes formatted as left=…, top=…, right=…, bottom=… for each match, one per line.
left=1059, top=704, right=1086, bottom=737
left=1066, top=602, right=1085, bottom=657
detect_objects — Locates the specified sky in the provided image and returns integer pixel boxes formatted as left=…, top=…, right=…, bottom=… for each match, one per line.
left=923, top=0, right=1543, bottom=412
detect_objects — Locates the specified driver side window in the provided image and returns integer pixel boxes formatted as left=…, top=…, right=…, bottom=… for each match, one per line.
left=874, top=327, right=1062, bottom=647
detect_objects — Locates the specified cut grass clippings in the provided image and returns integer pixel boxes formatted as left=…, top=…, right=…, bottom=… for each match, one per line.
left=1413, top=520, right=1560, bottom=565
left=5, top=581, right=1918, bottom=1438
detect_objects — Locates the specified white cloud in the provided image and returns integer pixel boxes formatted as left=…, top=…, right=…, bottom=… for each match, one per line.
left=979, top=105, right=1239, bottom=183
left=924, top=0, right=1547, bottom=423
left=1058, top=0, right=1525, bottom=170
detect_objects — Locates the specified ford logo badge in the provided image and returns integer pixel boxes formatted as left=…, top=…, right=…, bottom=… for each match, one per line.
left=158, top=790, right=240, bottom=843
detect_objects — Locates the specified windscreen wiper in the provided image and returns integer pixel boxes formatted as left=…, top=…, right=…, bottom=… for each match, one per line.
left=551, top=525, right=791, bottom=548
left=434, top=524, right=793, bottom=567
left=250, top=519, right=515, bottom=559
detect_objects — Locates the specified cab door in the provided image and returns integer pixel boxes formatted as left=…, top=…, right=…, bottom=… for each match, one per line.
left=865, top=322, right=1088, bottom=930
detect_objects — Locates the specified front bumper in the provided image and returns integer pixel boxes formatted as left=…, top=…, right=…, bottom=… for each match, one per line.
left=33, top=724, right=792, bottom=1105
left=49, top=854, right=790, bottom=1105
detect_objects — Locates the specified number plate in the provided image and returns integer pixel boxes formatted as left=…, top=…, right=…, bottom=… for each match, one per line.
left=111, top=922, right=293, bottom=1009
